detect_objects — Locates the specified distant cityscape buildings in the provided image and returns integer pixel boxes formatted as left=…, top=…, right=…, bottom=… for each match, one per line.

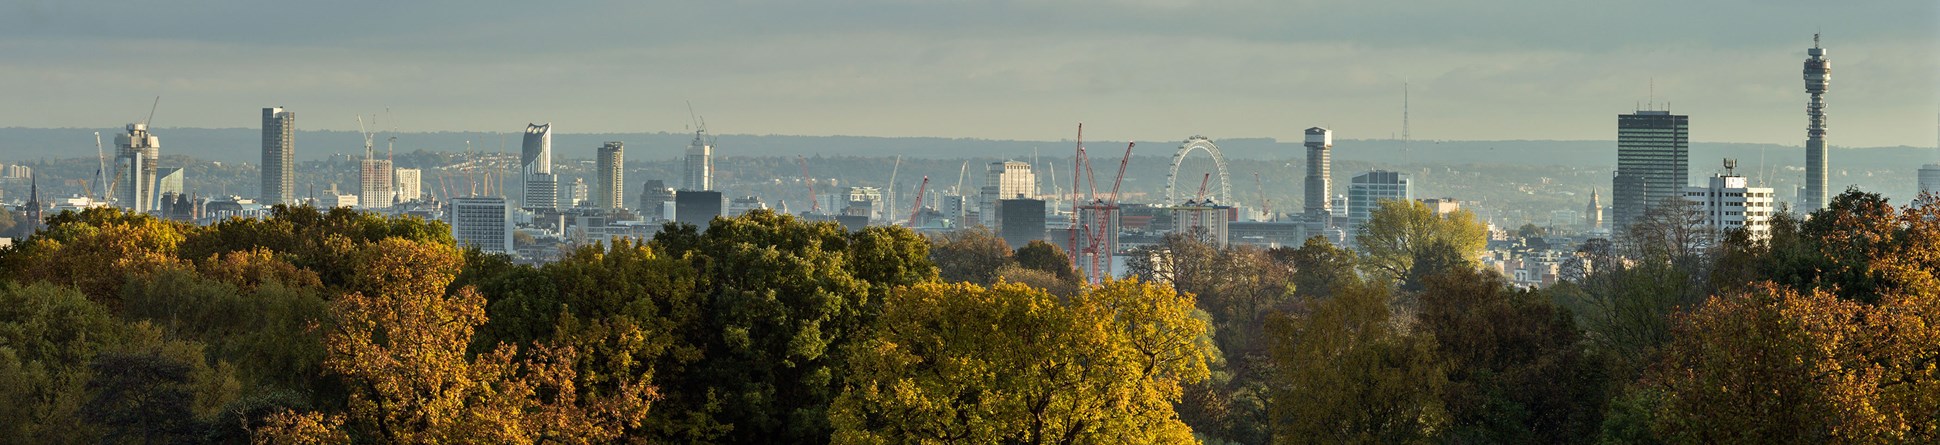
left=261, top=107, right=296, bottom=205
left=1611, top=110, right=1690, bottom=230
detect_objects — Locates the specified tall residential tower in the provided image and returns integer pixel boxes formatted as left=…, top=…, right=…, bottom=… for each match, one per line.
left=597, top=141, right=625, bottom=210
left=261, top=107, right=295, bottom=205
left=1303, top=127, right=1333, bottom=224
left=522, top=123, right=558, bottom=210
left=683, top=129, right=712, bottom=191
left=1802, top=34, right=1832, bottom=211
left=114, top=123, right=161, bottom=213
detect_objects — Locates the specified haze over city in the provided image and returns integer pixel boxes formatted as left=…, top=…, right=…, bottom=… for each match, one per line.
left=5, top=0, right=1937, bottom=147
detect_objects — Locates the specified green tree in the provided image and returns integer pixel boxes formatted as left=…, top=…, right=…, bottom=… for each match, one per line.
left=1353, top=199, right=1487, bottom=286
left=0, top=207, right=193, bottom=303
left=1014, top=240, right=1077, bottom=282
left=1267, top=280, right=1446, bottom=444
left=1416, top=269, right=1609, bottom=444
left=0, top=283, right=135, bottom=443
left=831, top=280, right=1214, bottom=444
left=928, top=227, right=1012, bottom=285
left=1273, top=236, right=1362, bottom=300
left=647, top=210, right=933, bottom=443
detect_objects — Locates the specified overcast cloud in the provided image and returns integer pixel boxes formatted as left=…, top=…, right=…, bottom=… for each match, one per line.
left=3, top=0, right=1936, bottom=147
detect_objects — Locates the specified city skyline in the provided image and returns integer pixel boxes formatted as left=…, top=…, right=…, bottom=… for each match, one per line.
left=2, top=1, right=1933, bottom=147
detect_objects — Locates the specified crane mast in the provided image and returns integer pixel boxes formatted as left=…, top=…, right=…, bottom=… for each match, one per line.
left=907, top=176, right=930, bottom=227
left=798, top=156, right=820, bottom=214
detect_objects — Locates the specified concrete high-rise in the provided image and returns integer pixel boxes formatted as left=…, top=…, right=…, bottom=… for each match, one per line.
left=394, top=168, right=422, bottom=203
left=597, top=141, right=624, bottom=210
left=522, top=123, right=558, bottom=210
left=360, top=153, right=393, bottom=210
left=978, top=161, right=1035, bottom=227
left=114, top=123, right=161, bottom=213
left=1611, top=110, right=1689, bottom=230
left=261, top=107, right=296, bottom=206
left=1683, top=162, right=1775, bottom=241
left=641, top=180, right=675, bottom=220
left=683, top=130, right=712, bottom=191
left=1802, top=34, right=1832, bottom=211
left=1303, top=127, right=1333, bottom=219
left=449, top=196, right=512, bottom=255
left=1347, top=170, right=1412, bottom=228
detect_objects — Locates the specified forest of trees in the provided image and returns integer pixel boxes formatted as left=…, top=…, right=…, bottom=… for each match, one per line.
left=0, top=190, right=1936, bottom=444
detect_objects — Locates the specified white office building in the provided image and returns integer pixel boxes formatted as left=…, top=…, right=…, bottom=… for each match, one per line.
left=394, top=168, right=422, bottom=203
left=1682, top=170, right=1775, bottom=241
left=978, top=161, right=1035, bottom=227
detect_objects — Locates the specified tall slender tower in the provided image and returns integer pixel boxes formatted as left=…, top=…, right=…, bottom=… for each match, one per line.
left=1585, top=188, right=1603, bottom=231
left=261, top=107, right=296, bottom=205
left=521, top=123, right=558, bottom=210
left=114, top=123, right=161, bottom=213
left=597, top=141, right=625, bottom=210
left=1303, top=127, right=1333, bottom=223
left=683, top=129, right=713, bottom=191
left=1802, top=34, right=1832, bottom=211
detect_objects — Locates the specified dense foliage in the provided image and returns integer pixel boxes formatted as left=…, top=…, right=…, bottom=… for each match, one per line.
left=2, top=190, right=1937, bottom=444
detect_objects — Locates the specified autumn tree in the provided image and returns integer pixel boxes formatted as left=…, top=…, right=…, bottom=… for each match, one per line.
left=0, top=207, right=193, bottom=303
left=831, top=280, right=1214, bottom=444
left=258, top=238, right=653, bottom=444
left=1353, top=199, right=1487, bottom=286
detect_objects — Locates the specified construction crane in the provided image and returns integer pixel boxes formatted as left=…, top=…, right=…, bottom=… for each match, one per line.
left=907, top=176, right=929, bottom=227
left=1255, top=172, right=1272, bottom=221
left=1195, top=173, right=1212, bottom=201
left=1067, top=123, right=1087, bottom=264
left=886, top=155, right=901, bottom=223
left=797, top=155, right=820, bottom=214
left=1075, top=141, right=1134, bottom=286
left=91, top=132, right=105, bottom=200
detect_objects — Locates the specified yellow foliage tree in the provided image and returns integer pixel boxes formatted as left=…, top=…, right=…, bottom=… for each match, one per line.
left=256, top=238, right=654, bottom=444
left=831, top=280, right=1214, bottom=444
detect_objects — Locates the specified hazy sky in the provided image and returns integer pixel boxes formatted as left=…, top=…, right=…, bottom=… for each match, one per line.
left=5, top=0, right=1937, bottom=147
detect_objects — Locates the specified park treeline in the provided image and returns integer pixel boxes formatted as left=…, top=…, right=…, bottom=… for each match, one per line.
left=0, top=190, right=1936, bottom=444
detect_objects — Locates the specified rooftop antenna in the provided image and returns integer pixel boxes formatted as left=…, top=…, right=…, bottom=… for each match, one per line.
left=1648, top=78, right=1655, bottom=111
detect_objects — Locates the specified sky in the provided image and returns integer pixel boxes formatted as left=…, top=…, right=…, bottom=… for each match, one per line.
left=3, top=0, right=1937, bottom=147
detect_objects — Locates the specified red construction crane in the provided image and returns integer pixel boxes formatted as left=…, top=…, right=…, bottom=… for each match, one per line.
left=1196, top=172, right=1212, bottom=201
left=797, top=155, right=820, bottom=214
left=1076, top=140, right=1135, bottom=286
left=906, top=176, right=929, bottom=227
left=1068, top=123, right=1087, bottom=264
left=1109, top=141, right=1133, bottom=202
